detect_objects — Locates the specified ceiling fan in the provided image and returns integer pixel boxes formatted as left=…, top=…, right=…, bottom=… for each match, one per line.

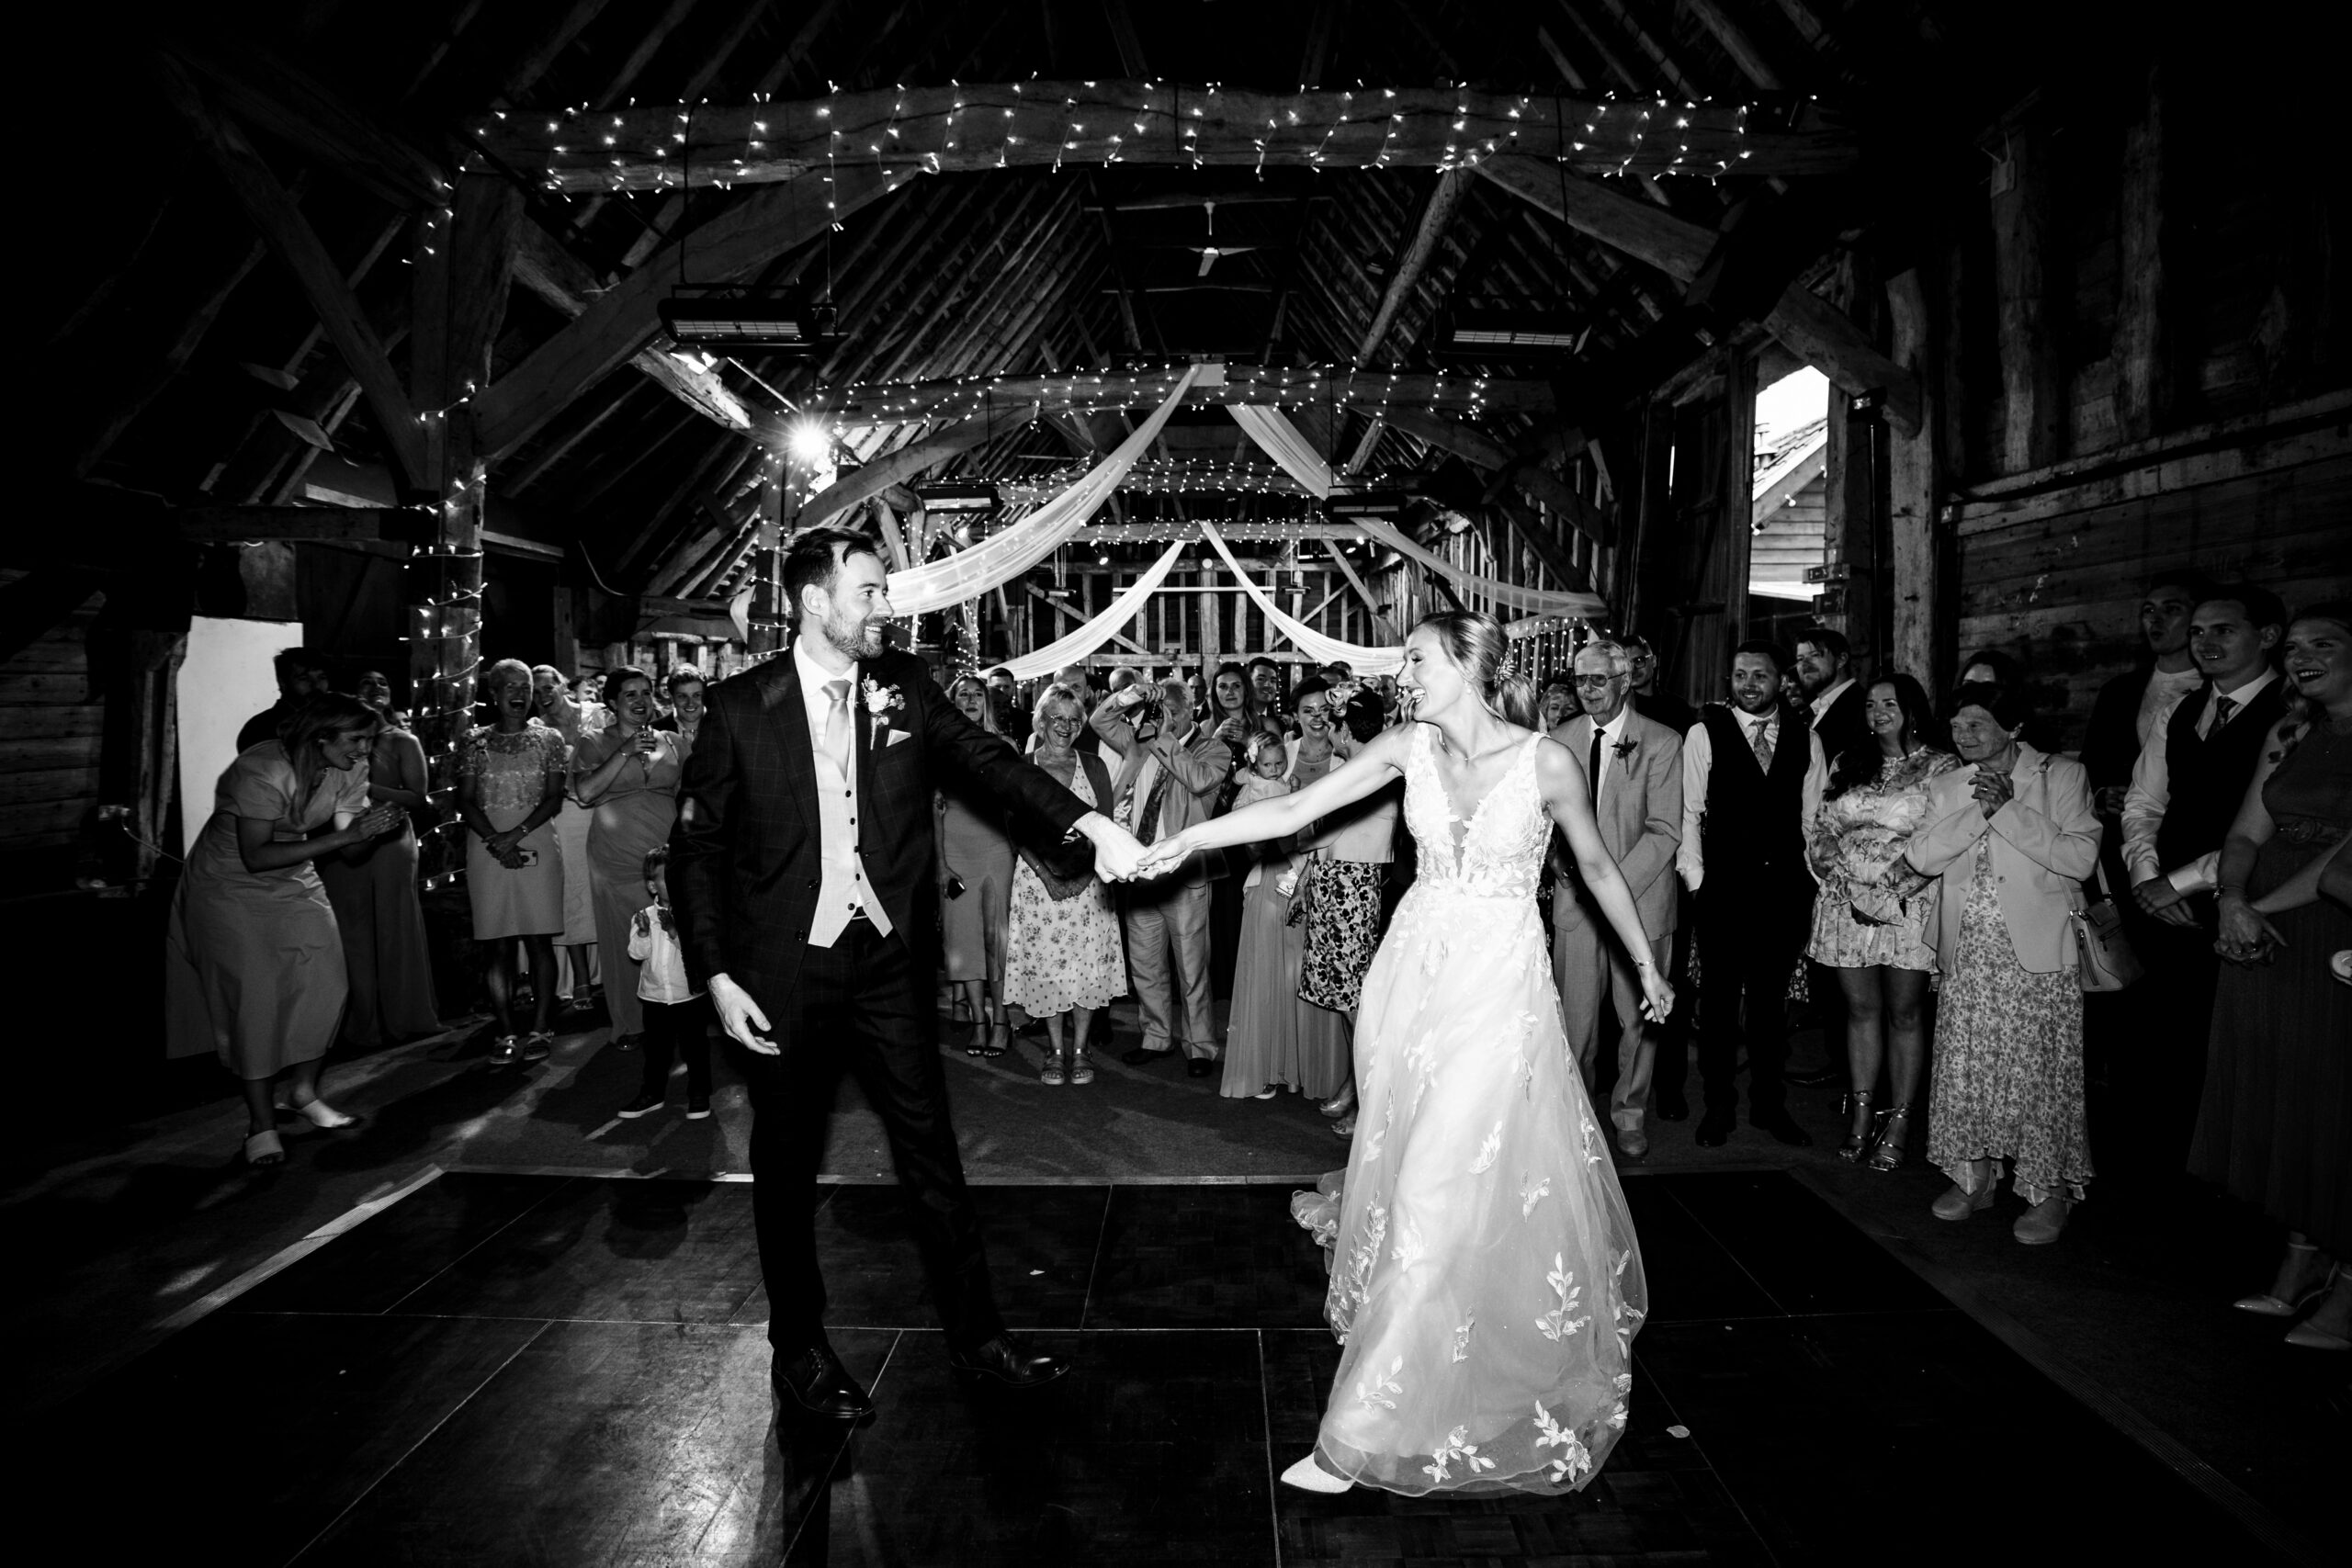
left=1185, top=200, right=1261, bottom=276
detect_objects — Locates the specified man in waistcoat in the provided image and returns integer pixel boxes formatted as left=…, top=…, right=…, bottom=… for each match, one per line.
left=1677, top=640, right=1827, bottom=1148
left=2114, top=583, right=2289, bottom=1190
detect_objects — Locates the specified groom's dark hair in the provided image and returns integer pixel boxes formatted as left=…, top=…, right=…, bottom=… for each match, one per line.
left=783, top=525, right=883, bottom=624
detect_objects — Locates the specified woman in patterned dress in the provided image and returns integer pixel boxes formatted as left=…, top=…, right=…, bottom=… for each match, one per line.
left=458, top=660, right=571, bottom=1065
left=1295, top=684, right=1398, bottom=1133
left=1905, top=681, right=2102, bottom=1246
left=1002, top=683, right=1125, bottom=1084
left=572, top=668, right=687, bottom=1047
left=1140, top=613, right=1671, bottom=1497
left=1806, top=674, right=1958, bottom=1168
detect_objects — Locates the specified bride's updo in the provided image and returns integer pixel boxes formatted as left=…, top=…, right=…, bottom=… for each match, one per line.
left=1417, top=610, right=1541, bottom=728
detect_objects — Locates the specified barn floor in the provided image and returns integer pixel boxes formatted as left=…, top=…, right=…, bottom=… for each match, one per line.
left=10, top=996, right=2341, bottom=1565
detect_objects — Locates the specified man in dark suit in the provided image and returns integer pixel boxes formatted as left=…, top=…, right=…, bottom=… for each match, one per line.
left=1793, top=627, right=1867, bottom=761
left=235, top=648, right=332, bottom=752
left=671, top=527, right=1147, bottom=1423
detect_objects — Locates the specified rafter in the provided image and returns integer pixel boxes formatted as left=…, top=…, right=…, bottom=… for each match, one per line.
left=476, top=82, right=1857, bottom=193
left=820, top=367, right=1553, bottom=424
left=1358, top=169, right=1472, bottom=367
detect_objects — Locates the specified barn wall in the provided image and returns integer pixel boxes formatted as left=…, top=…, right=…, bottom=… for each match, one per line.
left=0, top=575, right=106, bottom=885
left=1953, top=397, right=2352, bottom=751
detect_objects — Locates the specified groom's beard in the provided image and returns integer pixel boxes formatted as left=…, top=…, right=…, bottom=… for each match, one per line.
left=817, top=610, right=885, bottom=660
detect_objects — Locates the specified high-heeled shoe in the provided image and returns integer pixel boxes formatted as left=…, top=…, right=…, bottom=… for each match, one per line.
left=1931, top=1178, right=1997, bottom=1222
left=1866, top=1105, right=1913, bottom=1172
left=2234, top=1244, right=2327, bottom=1317
left=1279, top=1454, right=1351, bottom=1493
left=1318, top=1085, right=1356, bottom=1120
left=1835, top=1089, right=1876, bottom=1163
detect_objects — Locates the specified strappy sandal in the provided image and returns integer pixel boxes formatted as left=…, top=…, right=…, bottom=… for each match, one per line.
left=1038, top=1048, right=1067, bottom=1087
left=1836, top=1089, right=1876, bottom=1163
left=243, top=1130, right=286, bottom=1168
left=1867, top=1106, right=1914, bottom=1172
left=967, top=1020, right=1010, bottom=1059
left=1068, top=1047, right=1095, bottom=1086
left=522, top=1031, right=554, bottom=1063
left=488, top=1033, right=521, bottom=1066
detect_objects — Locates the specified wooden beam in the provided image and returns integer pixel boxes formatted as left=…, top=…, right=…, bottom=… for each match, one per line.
left=1992, top=127, right=2064, bottom=472
left=1319, top=538, right=1397, bottom=637
left=1680, top=0, right=1790, bottom=90
left=412, top=174, right=524, bottom=483
left=474, top=165, right=907, bottom=460
left=1102, top=0, right=1150, bottom=75
left=168, top=41, right=445, bottom=208
left=799, top=423, right=998, bottom=529
left=1298, top=0, right=1344, bottom=88
left=1383, top=408, right=1602, bottom=547
left=157, top=56, right=426, bottom=489
left=2114, top=62, right=2173, bottom=442
left=1021, top=581, right=1153, bottom=657
left=498, top=0, right=617, bottom=104
left=822, top=367, right=1552, bottom=423
left=1885, top=266, right=1945, bottom=688
left=179, top=506, right=401, bottom=544
left=1478, top=153, right=1920, bottom=434
left=1357, top=170, right=1471, bottom=366
left=477, top=82, right=1858, bottom=193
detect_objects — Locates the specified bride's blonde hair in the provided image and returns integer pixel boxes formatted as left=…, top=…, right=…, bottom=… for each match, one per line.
left=1416, top=611, right=1540, bottom=728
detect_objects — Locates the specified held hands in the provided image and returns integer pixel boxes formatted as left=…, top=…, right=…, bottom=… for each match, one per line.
left=2214, top=892, right=2286, bottom=966
left=1635, top=964, right=1675, bottom=1023
left=1080, top=817, right=1149, bottom=884
left=1132, top=827, right=1199, bottom=881
left=708, top=973, right=779, bottom=1055
left=2132, top=875, right=2198, bottom=927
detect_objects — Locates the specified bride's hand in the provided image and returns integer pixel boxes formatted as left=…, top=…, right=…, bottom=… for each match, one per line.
left=1133, top=828, right=1197, bottom=880
left=1636, top=966, right=1675, bottom=1023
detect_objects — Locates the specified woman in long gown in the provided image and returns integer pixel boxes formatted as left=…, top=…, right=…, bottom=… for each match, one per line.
left=2198, top=605, right=2352, bottom=1348
left=936, top=674, right=1019, bottom=1057
left=571, top=668, right=686, bottom=1046
left=1140, top=611, right=1671, bottom=1497
left=317, top=671, right=443, bottom=1050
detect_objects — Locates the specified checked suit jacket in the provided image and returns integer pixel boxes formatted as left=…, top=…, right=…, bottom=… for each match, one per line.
left=669, top=643, right=1091, bottom=1041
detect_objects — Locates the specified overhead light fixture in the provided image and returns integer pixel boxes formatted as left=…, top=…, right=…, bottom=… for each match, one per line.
left=1325, top=488, right=1412, bottom=519
left=659, top=287, right=835, bottom=350
left=786, top=417, right=834, bottom=466
left=1436, top=309, right=1588, bottom=356
left=913, top=482, right=1001, bottom=515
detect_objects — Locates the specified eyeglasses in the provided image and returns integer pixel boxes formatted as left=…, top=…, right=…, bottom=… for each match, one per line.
left=1043, top=716, right=1081, bottom=728
left=1572, top=674, right=1619, bottom=689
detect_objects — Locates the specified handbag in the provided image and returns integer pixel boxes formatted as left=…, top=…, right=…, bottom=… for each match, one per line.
left=2072, top=860, right=2143, bottom=992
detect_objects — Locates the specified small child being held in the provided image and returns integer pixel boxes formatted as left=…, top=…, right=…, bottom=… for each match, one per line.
left=1233, top=733, right=1302, bottom=897
left=618, top=845, right=714, bottom=1120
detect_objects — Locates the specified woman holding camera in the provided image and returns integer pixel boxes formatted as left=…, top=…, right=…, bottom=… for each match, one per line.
left=459, top=659, right=570, bottom=1065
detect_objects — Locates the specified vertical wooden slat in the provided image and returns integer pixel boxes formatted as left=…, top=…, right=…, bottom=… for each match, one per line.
left=1993, top=127, right=2065, bottom=473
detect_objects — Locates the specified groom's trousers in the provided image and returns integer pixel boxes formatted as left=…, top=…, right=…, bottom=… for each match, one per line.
left=730, top=916, right=1004, bottom=1355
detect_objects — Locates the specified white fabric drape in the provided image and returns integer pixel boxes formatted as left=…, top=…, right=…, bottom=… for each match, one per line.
left=885, top=364, right=1203, bottom=615
left=997, top=540, right=1187, bottom=682
left=1225, top=403, right=1606, bottom=620
left=1196, top=519, right=1404, bottom=675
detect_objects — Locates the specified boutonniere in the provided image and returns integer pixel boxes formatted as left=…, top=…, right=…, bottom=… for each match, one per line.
left=861, top=678, right=904, bottom=719
left=1611, top=738, right=1638, bottom=761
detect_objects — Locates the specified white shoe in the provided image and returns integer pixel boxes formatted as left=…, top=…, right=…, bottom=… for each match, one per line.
left=1279, top=1453, right=1351, bottom=1494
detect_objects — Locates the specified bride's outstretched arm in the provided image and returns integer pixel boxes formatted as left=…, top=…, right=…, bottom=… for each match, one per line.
left=1135, top=726, right=1413, bottom=876
left=1536, top=740, right=1676, bottom=1021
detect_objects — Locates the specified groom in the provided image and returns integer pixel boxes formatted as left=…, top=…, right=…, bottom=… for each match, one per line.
left=671, top=525, right=1148, bottom=1421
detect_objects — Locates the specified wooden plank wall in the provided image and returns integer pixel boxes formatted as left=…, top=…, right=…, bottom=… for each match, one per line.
left=0, top=572, right=105, bottom=875
left=1955, top=406, right=2352, bottom=751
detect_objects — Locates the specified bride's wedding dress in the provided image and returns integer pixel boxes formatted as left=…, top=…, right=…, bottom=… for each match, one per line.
left=1294, top=726, right=1646, bottom=1495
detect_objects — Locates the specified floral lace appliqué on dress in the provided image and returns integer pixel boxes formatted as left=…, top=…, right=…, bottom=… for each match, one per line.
left=1298, top=726, right=1647, bottom=1496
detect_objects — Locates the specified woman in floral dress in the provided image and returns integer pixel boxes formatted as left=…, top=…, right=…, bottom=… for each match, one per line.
left=1141, top=613, right=1670, bottom=1497
left=1806, top=674, right=1958, bottom=1168
left=572, top=668, right=686, bottom=1047
left=1905, top=681, right=2102, bottom=1246
left=1002, top=684, right=1125, bottom=1084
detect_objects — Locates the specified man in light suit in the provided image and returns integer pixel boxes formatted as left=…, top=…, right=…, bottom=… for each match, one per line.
left=1091, top=676, right=1236, bottom=1077
left=1553, top=638, right=1684, bottom=1160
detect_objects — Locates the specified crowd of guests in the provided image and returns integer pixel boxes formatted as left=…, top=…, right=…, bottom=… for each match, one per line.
left=160, top=580, right=2347, bottom=1354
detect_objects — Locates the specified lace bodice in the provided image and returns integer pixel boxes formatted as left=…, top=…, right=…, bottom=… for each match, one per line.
left=1402, top=726, right=1551, bottom=901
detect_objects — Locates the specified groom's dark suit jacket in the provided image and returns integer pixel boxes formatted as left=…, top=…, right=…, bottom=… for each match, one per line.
left=670, top=644, right=1089, bottom=1038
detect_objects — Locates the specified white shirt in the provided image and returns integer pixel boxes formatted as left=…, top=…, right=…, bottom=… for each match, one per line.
left=793, top=636, right=892, bottom=944
left=2120, top=667, right=2281, bottom=891
left=1676, top=708, right=1827, bottom=893
left=1809, top=676, right=1857, bottom=727
left=1582, top=705, right=1634, bottom=812
left=2137, top=664, right=2204, bottom=748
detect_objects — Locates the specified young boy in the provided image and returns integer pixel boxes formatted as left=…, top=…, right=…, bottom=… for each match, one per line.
left=616, top=845, right=713, bottom=1119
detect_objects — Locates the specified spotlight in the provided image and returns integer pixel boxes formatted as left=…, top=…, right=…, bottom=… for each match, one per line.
left=786, top=418, right=833, bottom=466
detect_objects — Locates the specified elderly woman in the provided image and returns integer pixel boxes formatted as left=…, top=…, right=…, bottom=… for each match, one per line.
left=1807, top=674, right=1958, bottom=1169
left=2198, top=604, right=2352, bottom=1350
left=316, top=671, right=442, bottom=1051
left=458, top=659, right=570, bottom=1065
left=1905, top=681, right=2101, bottom=1244
left=937, top=673, right=1019, bottom=1057
left=166, top=694, right=407, bottom=1165
left=1001, top=682, right=1125, bottom=1085
left=572, top=667, right=686, bottom=1048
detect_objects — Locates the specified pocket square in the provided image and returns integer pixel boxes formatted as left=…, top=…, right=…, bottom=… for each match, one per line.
left=886, top=728, right=913, bottom=747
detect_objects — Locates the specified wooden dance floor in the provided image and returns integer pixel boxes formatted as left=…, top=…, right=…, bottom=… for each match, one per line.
left=44, top=1170, right=2296, bottom=1564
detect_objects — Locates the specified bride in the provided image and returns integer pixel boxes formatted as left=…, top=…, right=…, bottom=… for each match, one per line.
left=1137, top=612, right=1670, bottom=1496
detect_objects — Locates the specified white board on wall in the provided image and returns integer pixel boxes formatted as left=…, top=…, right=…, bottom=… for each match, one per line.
left=178, top=617, right=299, bottom=855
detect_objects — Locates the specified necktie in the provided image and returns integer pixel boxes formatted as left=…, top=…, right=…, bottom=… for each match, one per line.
left=821, top=678, right=853, bottom=773
left=1136, top=761, right=1171, bottom=843
left=1750, top=716, right=1775, bottom=771
left=2210, top=694, right=2237, bottom=735
left=1587, top=727, right=1605, bottom=807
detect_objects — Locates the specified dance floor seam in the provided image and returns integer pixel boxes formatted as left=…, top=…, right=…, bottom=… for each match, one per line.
left=43, top=1169, right=2312, bottom=1566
